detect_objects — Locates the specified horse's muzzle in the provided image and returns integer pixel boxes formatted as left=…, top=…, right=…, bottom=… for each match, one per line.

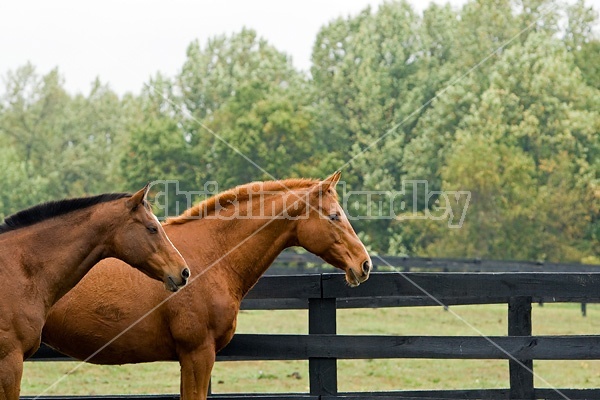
left=166, top=268, right=190, bottom=292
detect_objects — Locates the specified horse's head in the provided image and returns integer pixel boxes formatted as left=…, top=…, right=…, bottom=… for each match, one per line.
left=295, top=172, right=372, bottom=287
left=109, top=185, right=190, bottom=292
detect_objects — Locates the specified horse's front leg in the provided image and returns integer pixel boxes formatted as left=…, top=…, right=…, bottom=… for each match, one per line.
left=0, top=349, right=23, bottom=400
left=179, top=344, right=216, bottom=400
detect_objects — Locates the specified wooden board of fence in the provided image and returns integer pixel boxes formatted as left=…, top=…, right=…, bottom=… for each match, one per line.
left=29, top=271, right=600, bottom=400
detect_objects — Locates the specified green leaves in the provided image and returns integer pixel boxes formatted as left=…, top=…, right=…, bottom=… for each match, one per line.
left=404, top=30, right=600, bottom=262
left=0, top=64, right=132, bottom=209
left=0, top=0, right=598, bottom=263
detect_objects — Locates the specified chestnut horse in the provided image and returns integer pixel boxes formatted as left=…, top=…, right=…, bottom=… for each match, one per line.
left=43, top=172, right=371, bottom=400
left=0, top=185, right=190, bottom=400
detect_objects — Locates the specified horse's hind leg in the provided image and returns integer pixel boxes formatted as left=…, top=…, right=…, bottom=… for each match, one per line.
left=0, top=350, right=23, bottom=400
left=179, top=345, right=216, bottom=400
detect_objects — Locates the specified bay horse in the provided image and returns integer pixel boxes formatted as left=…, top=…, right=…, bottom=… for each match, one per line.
left=42, top=172, right=371, bottom=400
left=0, top=185, right=190, bottom=400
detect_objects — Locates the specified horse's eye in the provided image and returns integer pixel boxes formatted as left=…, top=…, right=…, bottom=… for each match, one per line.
left=147, top=225, right=158, bottom=234
left=328, top=213, right=340, bottom=221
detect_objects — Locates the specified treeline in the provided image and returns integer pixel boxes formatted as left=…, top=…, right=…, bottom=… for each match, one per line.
left=0, top=0, right=598, bottom=263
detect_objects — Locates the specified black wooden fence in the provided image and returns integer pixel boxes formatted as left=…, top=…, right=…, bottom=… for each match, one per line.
left=268, top=252, right=600, bottom=274
left=29, top=270, right=600, bottom=400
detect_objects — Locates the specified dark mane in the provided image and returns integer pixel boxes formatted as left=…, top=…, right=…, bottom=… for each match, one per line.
left=0, top=193, right=132, bottom=235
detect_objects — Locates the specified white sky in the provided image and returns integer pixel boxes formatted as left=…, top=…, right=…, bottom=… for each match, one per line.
left=0, top=0, right=597, bottom=95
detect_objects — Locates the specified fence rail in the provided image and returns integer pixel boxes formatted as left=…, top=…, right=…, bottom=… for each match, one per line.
left=269, top=252, right=600, bottom=274
left=29, top=271, right=600, bottom=400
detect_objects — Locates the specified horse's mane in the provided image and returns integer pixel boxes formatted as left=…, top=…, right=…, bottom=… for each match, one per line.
left=0, top=193, right=132, bottom=235
left=165, top=178, right=330, bottom=225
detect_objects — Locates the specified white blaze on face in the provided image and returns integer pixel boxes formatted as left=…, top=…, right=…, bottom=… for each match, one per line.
left=341, top=203, right=371, bottom=274
left=154, top=212, right=185, bottom=265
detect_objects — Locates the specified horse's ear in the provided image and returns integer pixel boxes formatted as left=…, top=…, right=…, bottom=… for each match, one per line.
left=318, top=171, right=342, bottom=193
left=126, top=183, right=150, bottom=210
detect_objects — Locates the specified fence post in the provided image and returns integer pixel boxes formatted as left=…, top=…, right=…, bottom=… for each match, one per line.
left=309, top=295, right=337, bottom=396
left=508, top=296, right=534, bottom=400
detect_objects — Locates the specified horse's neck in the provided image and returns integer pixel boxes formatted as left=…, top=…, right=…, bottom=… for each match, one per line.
left=14, top=210, right=110, bottom=308
left=183, top=214, right=297, bottom=302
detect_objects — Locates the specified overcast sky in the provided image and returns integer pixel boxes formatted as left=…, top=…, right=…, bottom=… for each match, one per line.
left=0, top=0, right=597, bottom=95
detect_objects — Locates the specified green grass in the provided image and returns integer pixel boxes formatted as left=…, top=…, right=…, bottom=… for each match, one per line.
left=22, top=303, right=600, bottom=396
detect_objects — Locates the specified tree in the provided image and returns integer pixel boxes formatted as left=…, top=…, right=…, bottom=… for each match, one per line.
left=204, top=78, right=319, bottom=188
left=0, top=64, right=133, bottom=215
left=178, top=28, right=299, bottom=120
left=56, top=79, right=130, bottom=195
left=0, top=146, right=50, bottom=219
left=176, top=29, right=317, bottom=188
left=404, top=33, right=600, bottom=262
left=0, top=63, right=70, bottom=196
left=311, top=1, right=447, bottom=253
left=119, top=74, right=200, bottom=218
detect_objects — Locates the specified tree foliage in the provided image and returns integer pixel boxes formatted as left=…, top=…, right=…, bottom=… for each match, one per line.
left=0, top=0, right=598, bottom=263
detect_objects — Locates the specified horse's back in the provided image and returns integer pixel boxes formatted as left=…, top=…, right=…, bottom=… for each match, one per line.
left=42, top=258, right=177, bottom=364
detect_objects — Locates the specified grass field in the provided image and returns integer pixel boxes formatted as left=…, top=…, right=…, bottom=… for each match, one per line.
left=22, top=303, right=600, bottom=396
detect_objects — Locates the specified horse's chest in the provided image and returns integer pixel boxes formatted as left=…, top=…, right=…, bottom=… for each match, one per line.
left=171, top=297, right=238, bottom=351
left=210, top=305, right=239, bottom=351
left=0, top=304, right=44, bottom=354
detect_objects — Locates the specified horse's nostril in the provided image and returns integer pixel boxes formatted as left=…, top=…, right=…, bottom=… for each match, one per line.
left=362, top=260, right=371, bottom=275
left=181, top=267, right=191, bottom=280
